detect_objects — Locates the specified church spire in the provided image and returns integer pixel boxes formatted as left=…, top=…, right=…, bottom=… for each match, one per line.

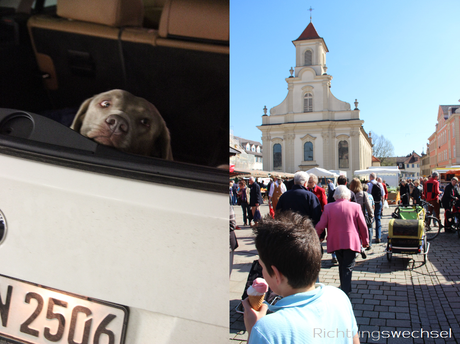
left=294, top=22, right=321, bottom=41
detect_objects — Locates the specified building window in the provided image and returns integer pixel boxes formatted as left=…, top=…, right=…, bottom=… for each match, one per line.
left=304, top=141, right=313, bottom=161
left=412, top=164, right=414, bottom=168
left=304, top=50, right=312, bottom=66
left=273, top=144, right=282, bottom=169
left=338, top=140, right=349, bottom=168
left=304, top=93, right=313, bottom=112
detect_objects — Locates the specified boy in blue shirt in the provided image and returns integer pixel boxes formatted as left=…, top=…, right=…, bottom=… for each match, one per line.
left=243, top=212, right=360, bottom=343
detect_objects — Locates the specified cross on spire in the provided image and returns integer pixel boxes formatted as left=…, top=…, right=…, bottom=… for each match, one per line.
left=308, top=6, right=314, bottom=22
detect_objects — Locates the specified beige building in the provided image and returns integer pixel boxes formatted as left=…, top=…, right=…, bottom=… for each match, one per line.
left=230, top=134, right=263, bottom=171
left=257, top=22, right=372, bottom=176
left=420, top=145, right=430, bottom=177
left=401, top=151, right=422, bottom=179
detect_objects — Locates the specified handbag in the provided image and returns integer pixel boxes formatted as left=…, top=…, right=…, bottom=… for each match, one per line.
left=362, top=195, right=373, bottom=227
left=253, top=209, right=262, bottom=222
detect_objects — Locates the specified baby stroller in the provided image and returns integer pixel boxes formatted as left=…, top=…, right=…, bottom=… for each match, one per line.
left=387, top=205, right=429, bottom=263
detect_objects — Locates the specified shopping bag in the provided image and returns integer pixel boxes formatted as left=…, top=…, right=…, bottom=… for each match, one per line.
left=253, top=209, right=262, bottom=222
left=269, top=204, right=275, bottom=219
left=384, top=200, right=389, bottom=209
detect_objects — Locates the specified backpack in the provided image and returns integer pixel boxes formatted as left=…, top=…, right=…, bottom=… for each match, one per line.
left=371, top=182, right=382, bottom=203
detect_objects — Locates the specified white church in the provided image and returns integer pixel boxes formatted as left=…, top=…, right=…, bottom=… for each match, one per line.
left=258, top=21, right=373, bottom=177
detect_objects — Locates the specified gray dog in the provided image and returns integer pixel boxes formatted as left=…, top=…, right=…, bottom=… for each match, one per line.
left=71, top=89, right=173, bottom=160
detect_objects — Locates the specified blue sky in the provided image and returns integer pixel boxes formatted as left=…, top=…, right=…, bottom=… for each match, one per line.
left=230, top=1, right=460, bottom=157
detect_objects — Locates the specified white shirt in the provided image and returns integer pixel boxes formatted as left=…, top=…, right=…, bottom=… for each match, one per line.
left=269, top=180, right=287, bottom=197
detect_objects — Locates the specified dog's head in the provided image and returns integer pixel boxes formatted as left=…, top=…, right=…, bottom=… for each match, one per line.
left=71, top=89, right=173, bottom=160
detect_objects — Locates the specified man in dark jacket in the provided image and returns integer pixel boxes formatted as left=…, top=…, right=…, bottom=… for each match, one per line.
left=441, top=177, right=459, bottom=232
left=276, top=171, right=321, bottom=226
left=248, top=176, right=264, bottom=226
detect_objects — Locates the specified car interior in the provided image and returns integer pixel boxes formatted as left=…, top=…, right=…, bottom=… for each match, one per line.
left=0, top=0, right=229, bottom=172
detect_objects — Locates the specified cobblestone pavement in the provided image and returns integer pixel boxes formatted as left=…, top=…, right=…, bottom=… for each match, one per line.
left=230, top=202, right=460, bottom=343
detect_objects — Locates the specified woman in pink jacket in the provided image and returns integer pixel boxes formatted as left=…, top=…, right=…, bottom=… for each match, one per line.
left=315, top=185, right=369, bottom=296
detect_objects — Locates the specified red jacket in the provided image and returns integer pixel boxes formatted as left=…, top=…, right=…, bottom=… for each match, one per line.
left=382, top=183, right=388, bottom=200
left=309, top=185, right=327, bottom=211
left=423, top=177, right=441, bottom=201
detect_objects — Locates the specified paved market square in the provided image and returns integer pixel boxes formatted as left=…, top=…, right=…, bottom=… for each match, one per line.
left=230, top=203, right=460, bottom=343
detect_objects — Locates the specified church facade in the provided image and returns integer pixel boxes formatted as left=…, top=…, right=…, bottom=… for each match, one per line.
left=258, top=22, right=372, bottom=177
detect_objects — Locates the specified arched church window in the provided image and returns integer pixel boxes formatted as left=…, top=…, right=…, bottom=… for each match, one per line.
left=304, top=93, right=313, bottom=112
left=304, top=142, right=313, bottom=161
left=338, top=140, right=349, bottom=168
left=273, top=144, right=282, bottom=169
left=304, top=50, right=312, bottom=66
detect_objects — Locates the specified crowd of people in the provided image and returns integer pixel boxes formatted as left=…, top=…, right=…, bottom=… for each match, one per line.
left=400, top=171, right=460, bottom=232
left=230, top=170, right=460, bottom=342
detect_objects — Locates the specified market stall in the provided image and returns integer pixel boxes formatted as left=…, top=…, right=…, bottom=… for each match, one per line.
left=354, top=167, right=401, bottom=188
left=306, top=167, right=339, bottom=186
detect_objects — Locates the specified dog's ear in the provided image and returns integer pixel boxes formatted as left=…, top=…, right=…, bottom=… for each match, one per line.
left=146, top=102, right=173, bottom=160
left=70, top=97, right=93, bottom=132
left=152, top=123, right=173, bottom=160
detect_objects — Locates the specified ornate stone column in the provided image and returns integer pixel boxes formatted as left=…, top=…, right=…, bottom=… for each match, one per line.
left=284, top=132, right=296, bottom=172
left=261, top=134, right=271, bottom=171
left=287, top=83, right=294, bottom=114
left=322, top=129, right=332, bottom=170
left=350, top=129, right=360, bottom=174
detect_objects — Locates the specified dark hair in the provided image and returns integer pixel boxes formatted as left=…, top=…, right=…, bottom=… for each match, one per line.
left=337, top=175, right=347, bottom=185
left=253, top=212, right=321, bottom=288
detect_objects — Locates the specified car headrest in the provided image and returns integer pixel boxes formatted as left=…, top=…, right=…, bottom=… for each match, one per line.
left=57, top=0, right=144, bottom=27
left=159, top=0, right=229, bottom=43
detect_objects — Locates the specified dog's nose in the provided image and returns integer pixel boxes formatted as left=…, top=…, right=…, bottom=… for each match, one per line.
left=105, top=115, right=129, bottom=134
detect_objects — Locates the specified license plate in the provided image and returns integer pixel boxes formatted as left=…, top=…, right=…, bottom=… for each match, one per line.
left=0, top=275, right=128, bottom=344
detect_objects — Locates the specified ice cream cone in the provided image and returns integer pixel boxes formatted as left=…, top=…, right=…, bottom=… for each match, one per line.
left=248, top=294, right=265, bottom=311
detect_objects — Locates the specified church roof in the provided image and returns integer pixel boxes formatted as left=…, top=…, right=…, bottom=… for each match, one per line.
left=293, top=22, right=329, bottom=51
left=294, top=22, right=321, bottom=41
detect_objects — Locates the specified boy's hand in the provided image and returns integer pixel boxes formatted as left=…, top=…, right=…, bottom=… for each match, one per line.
left=242, top=298, right=268, bottom=337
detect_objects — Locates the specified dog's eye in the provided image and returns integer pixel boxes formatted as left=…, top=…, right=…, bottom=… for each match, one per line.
left=140, top=118, right=151, bottom=127
left=100, top=100, right=111, bottom=108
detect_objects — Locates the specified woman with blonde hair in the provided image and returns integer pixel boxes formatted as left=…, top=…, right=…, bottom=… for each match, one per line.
left=349, top=178, right=374, bottom=250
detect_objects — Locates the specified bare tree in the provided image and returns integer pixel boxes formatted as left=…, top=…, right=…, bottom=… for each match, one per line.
left=372, top=134, right=395, bottom=166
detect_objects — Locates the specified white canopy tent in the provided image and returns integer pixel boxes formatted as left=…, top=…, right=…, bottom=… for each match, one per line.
left=306, top=167, right=339, bottom=178
left=353, top=167, right=401, bottom=188
left=306, top=167, right=340, bottom=186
